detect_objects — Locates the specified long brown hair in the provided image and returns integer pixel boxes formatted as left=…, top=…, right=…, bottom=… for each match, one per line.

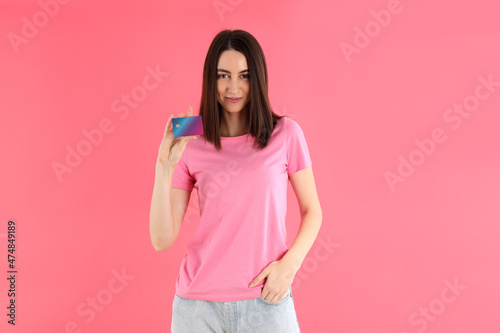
left=199, top=29, right=284, bottom=151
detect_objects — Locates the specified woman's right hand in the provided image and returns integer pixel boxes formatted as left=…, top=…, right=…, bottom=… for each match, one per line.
left=157, top=106, right=198, bottom=168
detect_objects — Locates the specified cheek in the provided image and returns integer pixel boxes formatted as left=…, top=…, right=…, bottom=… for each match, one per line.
left=216, top=84, right=223, bottom=99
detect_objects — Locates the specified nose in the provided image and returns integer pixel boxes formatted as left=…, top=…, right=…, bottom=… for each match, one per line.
left=228, top=77, right=239, bottom=94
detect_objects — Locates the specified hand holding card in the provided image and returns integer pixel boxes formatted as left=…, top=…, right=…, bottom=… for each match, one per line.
left=156, top=106, right=199, bottom=169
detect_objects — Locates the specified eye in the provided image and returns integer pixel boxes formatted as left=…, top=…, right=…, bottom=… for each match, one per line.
left=218, top=74, right=228, bottom=79
left=241, top=74, right=249, bottom=79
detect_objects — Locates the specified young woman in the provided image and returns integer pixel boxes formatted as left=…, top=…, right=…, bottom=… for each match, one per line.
left=150, top=29, right=322, bottom=332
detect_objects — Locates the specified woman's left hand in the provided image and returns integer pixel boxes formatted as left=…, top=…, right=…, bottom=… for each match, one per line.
left=248, top=259, right=298, bottom=303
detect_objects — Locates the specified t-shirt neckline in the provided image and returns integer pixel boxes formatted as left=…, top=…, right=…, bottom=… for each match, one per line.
left=220, top=133, right=251, bottom=140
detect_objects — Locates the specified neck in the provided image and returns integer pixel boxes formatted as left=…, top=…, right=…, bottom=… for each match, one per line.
left=220, top=107, right=249, bottom=137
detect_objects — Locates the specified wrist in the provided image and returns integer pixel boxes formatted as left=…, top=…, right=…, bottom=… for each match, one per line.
left=281, top=253, right=302, bottom=273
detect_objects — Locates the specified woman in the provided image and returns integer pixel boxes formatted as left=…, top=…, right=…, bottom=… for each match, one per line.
left=149, top=29, right=322, bottom=332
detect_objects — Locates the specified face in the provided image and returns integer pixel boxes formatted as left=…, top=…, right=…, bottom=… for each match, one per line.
left=216, top=49, right=250, bottom=114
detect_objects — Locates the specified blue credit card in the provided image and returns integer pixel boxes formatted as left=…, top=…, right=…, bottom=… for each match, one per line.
left=172, top=115, right=204, bottom=138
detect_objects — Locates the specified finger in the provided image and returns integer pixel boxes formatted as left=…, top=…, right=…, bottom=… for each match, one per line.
left=163, top=114, right=173, bottom=137
left=249, top=277, right=261, bottom=288
left=250, top=268, right=269, bottom=288
left=179, top=136, right=191, bottom=150
left=272, top=293, right=285, bottom=303
left=180, top=134, right=191, bottom=143
left=185, top=135, right=198, bottom=141
left=187, top=106, right=193, bottom=116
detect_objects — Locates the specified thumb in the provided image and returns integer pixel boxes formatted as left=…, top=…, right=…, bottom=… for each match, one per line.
left=180, top=135, right=196, bottom=147
left=248, top=269, right=269, bottom=288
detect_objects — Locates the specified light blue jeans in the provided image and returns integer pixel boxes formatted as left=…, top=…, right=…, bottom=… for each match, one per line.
left=171, top=286, right=301, bottom=332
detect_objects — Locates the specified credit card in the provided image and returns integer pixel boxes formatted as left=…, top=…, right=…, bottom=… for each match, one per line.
left=172, top=115, right=204, bottom=138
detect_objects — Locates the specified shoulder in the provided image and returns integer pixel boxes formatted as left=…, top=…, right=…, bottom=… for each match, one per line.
left=277, top=116, right=298, bottom=129
left=282, top=117, right=305, bottom=136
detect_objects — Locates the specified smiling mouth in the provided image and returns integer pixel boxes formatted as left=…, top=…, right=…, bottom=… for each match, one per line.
left=226, top=97, right=242, bottom=103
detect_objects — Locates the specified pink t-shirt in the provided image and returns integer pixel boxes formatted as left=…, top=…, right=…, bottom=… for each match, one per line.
left=171, top=116, right=312, bottom=302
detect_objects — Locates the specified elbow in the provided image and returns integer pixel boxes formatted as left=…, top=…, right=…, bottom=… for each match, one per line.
left=315, top=209, right=323, bottom=226
left=301, top=206, right=322, bottom=220
left=153, top=244, right=165, bottom=252
left=303, top=207, right=322, bottom=229
left=152, top=239, right=174, bottom=252
left=153, top=243, right=171, bottom=253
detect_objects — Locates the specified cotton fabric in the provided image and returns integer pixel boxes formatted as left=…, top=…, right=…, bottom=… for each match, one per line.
left=171, top=116, right=312, bottom=302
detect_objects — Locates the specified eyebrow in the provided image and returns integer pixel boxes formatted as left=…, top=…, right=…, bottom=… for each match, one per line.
left=217, top=69, right=249, bottom=74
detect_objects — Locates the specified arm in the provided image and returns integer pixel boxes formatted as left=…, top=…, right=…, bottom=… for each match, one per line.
left=248, top=165, right=323, bottom=298
left=149, top=163, right=177, bottom=252
left=149, top=108, right=196, bottom=252
left=149, top=163, right=191, bottom=252
left=281, top=166, right=323, bottom=272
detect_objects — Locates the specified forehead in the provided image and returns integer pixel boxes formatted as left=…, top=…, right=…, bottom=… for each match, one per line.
left=217, top=50, right=248, bottom=71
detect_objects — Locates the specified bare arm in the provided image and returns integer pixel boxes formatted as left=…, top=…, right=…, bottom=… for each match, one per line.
left=149, top=107, right=197, bottom=252
left=150, top=164, right=175, bottom=251
left=281, top=166, right=323, bottom=270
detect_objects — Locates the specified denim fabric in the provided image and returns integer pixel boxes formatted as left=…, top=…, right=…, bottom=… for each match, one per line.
left=171, top=286, right=301, bottom=332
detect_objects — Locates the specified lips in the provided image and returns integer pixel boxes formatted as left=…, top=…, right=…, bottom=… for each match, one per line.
left=226, top=97, right=242, bottom=103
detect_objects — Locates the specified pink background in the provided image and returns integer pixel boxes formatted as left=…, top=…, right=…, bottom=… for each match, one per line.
left=1, top=0, right=500, bottom=332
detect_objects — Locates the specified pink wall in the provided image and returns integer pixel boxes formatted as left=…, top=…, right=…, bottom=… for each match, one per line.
left=1, top=0, right=500, bottom=332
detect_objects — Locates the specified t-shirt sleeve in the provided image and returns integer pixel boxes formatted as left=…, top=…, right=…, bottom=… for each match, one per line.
left=285, top=117, right=312, bottom=176
left=171, top=143, right=195, bottom=191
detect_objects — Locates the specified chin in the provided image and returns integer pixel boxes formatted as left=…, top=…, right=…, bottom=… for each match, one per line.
left=224, top=106, right=244, bottom=112
left=221, top=102, right=248, bottom=113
